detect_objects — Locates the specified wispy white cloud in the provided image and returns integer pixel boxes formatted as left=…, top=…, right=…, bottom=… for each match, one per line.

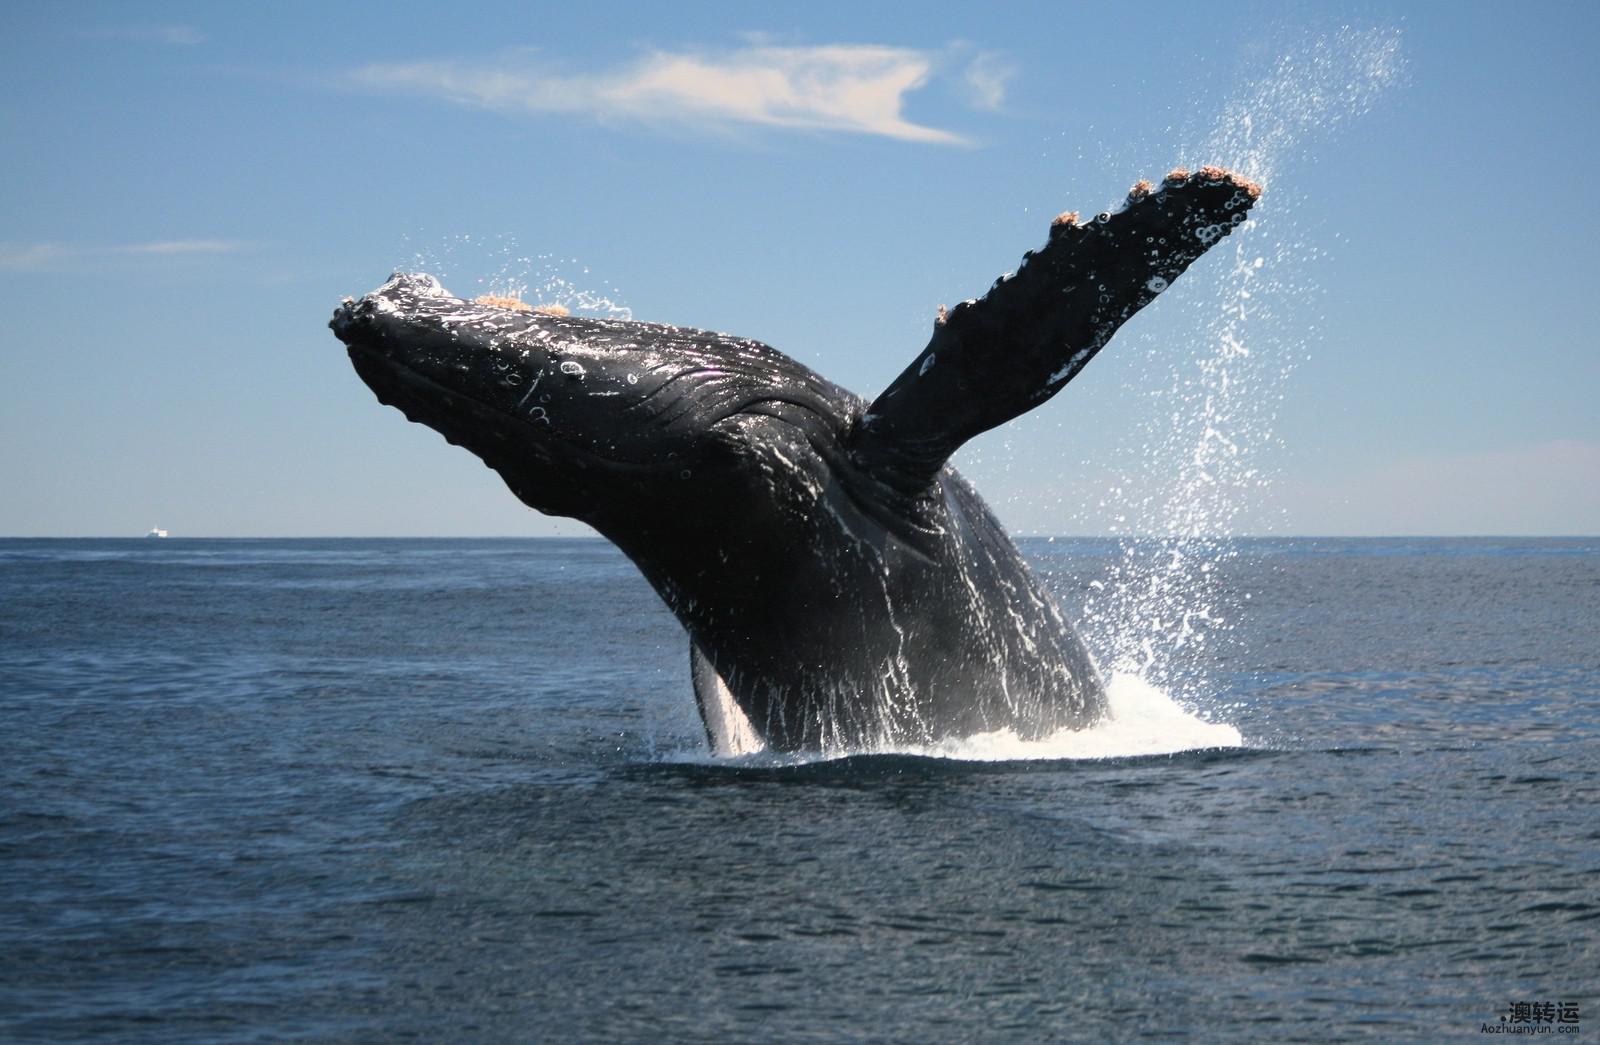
left=84, top=25, right=206, bottom=46
left=960, top=51, right=1015, bottom=111
left=0, top=240, right=247, bottom=272
left=351, top=43, right=983, bottom=144
left=125, top=239, right=243, bottom=255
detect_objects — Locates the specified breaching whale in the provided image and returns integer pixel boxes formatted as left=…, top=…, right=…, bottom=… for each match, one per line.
left=331, top=167, right=1259, bottom=754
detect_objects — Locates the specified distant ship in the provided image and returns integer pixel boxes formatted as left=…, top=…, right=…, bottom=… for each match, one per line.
left=146, top=527, right=169, bottom=538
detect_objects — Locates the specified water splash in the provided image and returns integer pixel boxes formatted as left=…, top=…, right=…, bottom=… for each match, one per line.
left=396, top=231, right=634, bottom=319
left=1078, top=27, right=1403, bottom=704
left=901, top=674, right=1242, bottom=760
left=664, top=674, right=1241, bottom=766
left=1189, top=25, right=1405, bottom=187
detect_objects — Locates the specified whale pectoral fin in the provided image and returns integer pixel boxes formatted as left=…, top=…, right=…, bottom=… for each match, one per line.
left=850, top=168, right=1261, bottom=490
left=690, top=642, right=766, bottom=757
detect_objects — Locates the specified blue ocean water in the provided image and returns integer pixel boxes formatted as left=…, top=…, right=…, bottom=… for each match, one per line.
left=1, top=537, right=1596, bottom=1041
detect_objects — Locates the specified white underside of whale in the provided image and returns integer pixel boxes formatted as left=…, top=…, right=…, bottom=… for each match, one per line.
left=691, top=644, right=766, bottom=757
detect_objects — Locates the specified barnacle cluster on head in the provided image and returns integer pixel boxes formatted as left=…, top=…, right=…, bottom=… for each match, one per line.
left=474, top=294, right=532, bottom=312
left=474, top=294, right=570, bottom=317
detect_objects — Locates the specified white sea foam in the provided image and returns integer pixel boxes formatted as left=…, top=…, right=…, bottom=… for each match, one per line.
left=661, top=673, right=1243, bottom=767
left=879, top=673, right=1242, bottom=762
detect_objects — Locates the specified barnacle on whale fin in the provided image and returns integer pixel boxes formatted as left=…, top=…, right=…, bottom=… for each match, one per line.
left=1160, top=165, right=1263, bottom=199
left=1194, top=164, right=1263, bottom=197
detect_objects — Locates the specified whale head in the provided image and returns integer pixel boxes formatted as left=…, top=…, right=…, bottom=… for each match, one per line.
left=331, top=272, right=863, bottom=539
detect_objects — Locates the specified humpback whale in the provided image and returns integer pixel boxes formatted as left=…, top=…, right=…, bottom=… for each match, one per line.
left=331, top=167, right=1259, bottom=754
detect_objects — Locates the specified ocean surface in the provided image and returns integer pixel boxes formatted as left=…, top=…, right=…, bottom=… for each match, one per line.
left=2, top=536, right=1596, bottom=1041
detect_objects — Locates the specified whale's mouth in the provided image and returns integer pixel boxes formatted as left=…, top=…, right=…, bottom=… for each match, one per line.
left=332, top=274, right=545, bottom=417
left=329, top=273, right=455, bottom=351
left=331, top=273, right=580, bottom=476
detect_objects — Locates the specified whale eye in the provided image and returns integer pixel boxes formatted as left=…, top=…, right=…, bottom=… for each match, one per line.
left=560, top=361, right=585, bottom=377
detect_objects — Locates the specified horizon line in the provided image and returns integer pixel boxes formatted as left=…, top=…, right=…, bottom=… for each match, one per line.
left=2, top=534, right=1596, bottom=542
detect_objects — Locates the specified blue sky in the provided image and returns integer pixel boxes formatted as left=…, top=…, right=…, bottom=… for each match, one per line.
left=2, top=1, right=1596, bottom=536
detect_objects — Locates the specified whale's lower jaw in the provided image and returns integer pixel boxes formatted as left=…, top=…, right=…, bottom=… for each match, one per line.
left=345, top=344, right=549, bottom=477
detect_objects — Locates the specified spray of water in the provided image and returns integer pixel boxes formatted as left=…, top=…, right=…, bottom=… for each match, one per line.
left=1075, top=26, right=1404, bottom=725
